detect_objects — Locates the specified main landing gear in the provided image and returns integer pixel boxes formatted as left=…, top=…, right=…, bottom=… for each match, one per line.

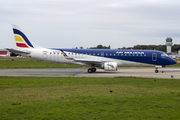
left=87, top=68, right=96, bottom=73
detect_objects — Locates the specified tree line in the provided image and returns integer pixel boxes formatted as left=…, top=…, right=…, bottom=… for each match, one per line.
left=74, top=44, right=180, bottom=53
left=118, top=44, right=180, bottom=53
left=89, top=45, right=111, bottom=49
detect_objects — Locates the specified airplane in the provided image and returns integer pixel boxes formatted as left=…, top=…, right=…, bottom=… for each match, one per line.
left=0, top=55, right=8, bottom=57
left=6, top=24, right=177, bottom=73
left=0, top=51, right=9, bottom=57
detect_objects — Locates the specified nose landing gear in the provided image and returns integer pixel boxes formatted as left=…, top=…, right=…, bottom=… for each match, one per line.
left=155, top=66, right=165, bottom=73
left=155, top=69, right=159, bottom=73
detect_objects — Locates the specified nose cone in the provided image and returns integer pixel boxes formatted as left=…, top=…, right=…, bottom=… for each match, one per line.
left=171, top=59, right=177, bottom=65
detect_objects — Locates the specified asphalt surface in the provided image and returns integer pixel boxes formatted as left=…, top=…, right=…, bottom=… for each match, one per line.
left=0, top=68, right=180, bottom=79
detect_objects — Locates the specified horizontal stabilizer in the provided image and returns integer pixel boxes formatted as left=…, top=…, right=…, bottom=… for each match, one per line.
left=6, top=48, right=30, bottom=54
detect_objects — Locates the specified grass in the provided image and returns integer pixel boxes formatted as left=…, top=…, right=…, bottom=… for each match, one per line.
left=0, top=57, right=180, bottom=68
left=0, top=57, right=84, bottom=68
left=0, top=77, right=180, bottom=119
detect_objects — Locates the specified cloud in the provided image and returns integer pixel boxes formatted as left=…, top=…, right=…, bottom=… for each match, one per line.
left=0, top=0, right=180, bottom=49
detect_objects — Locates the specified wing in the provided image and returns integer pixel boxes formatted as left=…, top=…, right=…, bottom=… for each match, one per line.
left=60, top=49, right=105, bottom=65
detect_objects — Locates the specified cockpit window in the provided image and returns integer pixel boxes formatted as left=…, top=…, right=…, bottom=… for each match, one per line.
left=161, top=53, right=168, bottom=58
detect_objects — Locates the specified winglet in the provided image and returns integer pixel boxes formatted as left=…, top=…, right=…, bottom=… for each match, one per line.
left=59, top=49, right=75, bottom=60
left=60, top=49, right=68, bottom=57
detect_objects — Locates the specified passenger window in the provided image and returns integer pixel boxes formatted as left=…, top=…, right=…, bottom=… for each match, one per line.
left=117, top=54, right=119, bottom=56
left=106, top=53, right=108, bottom=56
left=93, top=53, right=95, bottom=55
left=144, top=54, right=146, bottom=56
left=129, top=54, right=131, bottom=56
left=50, top=52, right=52, bottom=54
left=125, top=54, right=127, bottom=56
left=136, top=54, right=138, bottom=56
left=110, top=54, right=112, bottom=56
left=89, top=53, right=91, bottom=55
left=97, top=53, right=99, bottom=55
left=133, top=54, right=134, bottom=56
left=121, top=54, right=123, bottom=56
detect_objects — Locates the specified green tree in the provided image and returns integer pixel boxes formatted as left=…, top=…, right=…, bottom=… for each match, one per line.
left=97, top=45, right=103, bottom=49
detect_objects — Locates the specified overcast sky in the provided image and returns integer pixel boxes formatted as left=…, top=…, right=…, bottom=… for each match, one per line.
left=1, top=0, right=180, bottom=49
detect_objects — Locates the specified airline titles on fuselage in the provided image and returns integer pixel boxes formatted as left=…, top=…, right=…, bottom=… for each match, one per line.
left=116, top=51, right=144, bottom=54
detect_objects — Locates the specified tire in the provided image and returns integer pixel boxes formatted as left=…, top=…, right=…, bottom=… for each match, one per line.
left=92, top=68, right=96, bottom=72
left=88, top=68, right=92, bottom=73
left=155, top=70, right=158, bottom=73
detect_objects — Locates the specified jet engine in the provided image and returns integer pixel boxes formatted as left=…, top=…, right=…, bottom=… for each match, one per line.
left=103, top=62, right=118, bottom=71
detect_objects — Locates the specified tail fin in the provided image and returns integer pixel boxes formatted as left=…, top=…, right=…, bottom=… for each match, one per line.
left=12, top=24, right=42, bottom=48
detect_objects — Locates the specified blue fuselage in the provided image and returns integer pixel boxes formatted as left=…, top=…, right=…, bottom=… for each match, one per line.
left=50, top=49, right=177, bottom=66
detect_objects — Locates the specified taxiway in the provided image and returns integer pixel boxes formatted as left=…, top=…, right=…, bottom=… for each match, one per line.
left=0, top=68, right=180, bottom=79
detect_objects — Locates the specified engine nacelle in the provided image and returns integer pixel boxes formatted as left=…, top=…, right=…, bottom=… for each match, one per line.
left=104, top=62, right=118, bottom=71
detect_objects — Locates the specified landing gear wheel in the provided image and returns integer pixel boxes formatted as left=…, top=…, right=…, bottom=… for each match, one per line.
left=155, top=70, right=159, bottom=73
left=88, top=68, right=92, bottom=73
left=92, top=68, right=96, bottom=72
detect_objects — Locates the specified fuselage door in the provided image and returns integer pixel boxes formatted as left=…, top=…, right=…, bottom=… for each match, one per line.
left=152, top=53, right=157, bottom=61
left=43, top=51, right=47, bottom=59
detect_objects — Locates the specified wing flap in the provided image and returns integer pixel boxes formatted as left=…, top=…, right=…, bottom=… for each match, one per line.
left=73, top=58, right=104, bottom=64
